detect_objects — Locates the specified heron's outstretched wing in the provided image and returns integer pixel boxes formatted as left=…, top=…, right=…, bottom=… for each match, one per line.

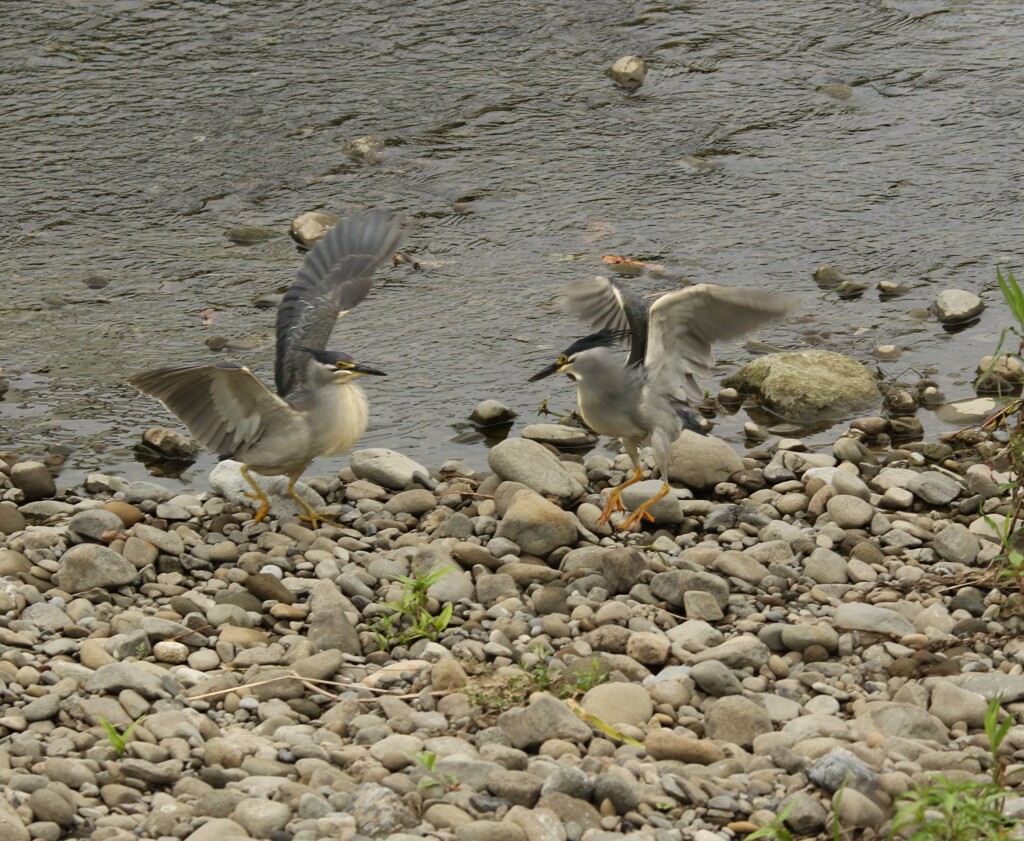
left=563, top=276, right=651, bottom=367
left=128, top=363, right=296, bottom=459
left=645, top=284, right=798, bottom=404
left=275, top=209, right=411, bottom=397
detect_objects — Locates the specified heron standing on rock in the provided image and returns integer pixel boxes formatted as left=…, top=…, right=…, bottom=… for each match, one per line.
left=129, top=208, right=409, bottom=528
left=530, top=276, right=797, bottom=530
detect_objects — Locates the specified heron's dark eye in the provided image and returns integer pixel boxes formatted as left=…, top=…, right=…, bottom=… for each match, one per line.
left=336, top=360, right=355, bottom=370
left=556, top=355, right=569, bottom=366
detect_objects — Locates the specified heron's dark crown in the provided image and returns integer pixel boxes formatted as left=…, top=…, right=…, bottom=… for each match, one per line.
left=299, top=347, right=355, bottom=365
left=563, top=328, right=632, bottom=358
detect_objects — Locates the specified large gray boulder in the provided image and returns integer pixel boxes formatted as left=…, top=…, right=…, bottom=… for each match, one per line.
left=723, top=350, right=880, bottom=424
left=495, top=490, right=577, bottom=557
left=56, top=544, right=139, bottom=593
left=667, top=431, right=743, bottom=489
left=209, top=460, right=324, bottom=519
left=488, top=438, right=585, bottom=504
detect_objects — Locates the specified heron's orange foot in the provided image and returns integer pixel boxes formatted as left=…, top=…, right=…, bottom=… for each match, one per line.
left=251, top=503, right=271, bottom=523
left=298, top=511, right=343, bottom=530
left=620, top=506, right=657, bottom=531
left=597, top=491, right=626, bottom=525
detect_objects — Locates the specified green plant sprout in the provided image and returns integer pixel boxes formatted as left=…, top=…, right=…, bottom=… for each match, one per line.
left=373, top=566, right=454, bottom=649
left=890, top=696, right=1021, bottom=841
left=411, top=750, right=459, bottom=791
left=744, top=801, right=795, bottom=841
left=99, top=715, right=147, bottom=758
left=973, top=268, right=1024, bottom=600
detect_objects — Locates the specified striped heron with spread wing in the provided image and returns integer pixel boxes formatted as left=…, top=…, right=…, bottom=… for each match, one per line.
left=531, top=276, right=798, bottom=530
left=129, top=208, right=409, bottom=528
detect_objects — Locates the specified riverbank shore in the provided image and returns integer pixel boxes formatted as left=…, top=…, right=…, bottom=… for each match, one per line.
left=1, top=421, right=1023, bottom=841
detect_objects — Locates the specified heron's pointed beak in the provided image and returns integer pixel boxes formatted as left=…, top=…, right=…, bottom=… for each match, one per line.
left=529, top=361, right=562, bottom=382
left=352, top=363, right=387, bottom=377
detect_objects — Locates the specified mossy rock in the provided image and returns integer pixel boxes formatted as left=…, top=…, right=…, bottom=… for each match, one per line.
left=723, top=350, right=880, bottom=424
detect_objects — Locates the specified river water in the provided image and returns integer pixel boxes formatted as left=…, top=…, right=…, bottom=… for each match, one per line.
left=3, top=0, right=1023, bottom=488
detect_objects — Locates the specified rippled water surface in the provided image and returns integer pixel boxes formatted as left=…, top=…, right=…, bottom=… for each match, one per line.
left=3, top=0, right=1023, bottom=488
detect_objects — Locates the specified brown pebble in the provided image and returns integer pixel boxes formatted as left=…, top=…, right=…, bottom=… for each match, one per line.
left=103, top=501, right=144, bottom=527
left=803, top=644, right=829, bottom=663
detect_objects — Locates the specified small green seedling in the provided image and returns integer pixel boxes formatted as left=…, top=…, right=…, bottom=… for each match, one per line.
left=411, top=750, right=459, bottom=791
left=890, top=696, right=1022, bottom=841
left=99, top=715, right=147, bottom=757
left=373, top=566, right=454, bottom=649
left=744, top=800, right=795, bottom=841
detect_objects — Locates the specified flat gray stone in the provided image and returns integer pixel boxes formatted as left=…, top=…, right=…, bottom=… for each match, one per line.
left=712, top=550, right=770, bottom=585
left=855, top=701, right=948, bottom=743
left=951, top=674, right=1024, bottom=702
left=906, top=471, right=962, bottom=506
left=522, top=423, right=597, bottom=449
left=209, top=460, right=324, bottom=520
left=690, top=660, right=743, bottom=696
left=690, top=635, right=770, bottom=669
left=85, top=662, right=172, bottom=700
left=933, top=522, right=981, bottom=565
left=123, top=480, right=176, bottom=503
left=780, top=623, right=839, bottom=652
left=307, top=580, right=361, bottom=655
left=350, top=448, right=435, bottom=490
left=833, top=603, right=914, bottom=636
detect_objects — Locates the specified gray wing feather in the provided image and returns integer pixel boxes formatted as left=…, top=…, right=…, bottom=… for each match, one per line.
left=128, top=363, right=295, bottom=458
left=275, top=209, right=411, bottom=396
left=645, top=284, right=798, bottom=404
left=564, top=276, right=651, bottom=367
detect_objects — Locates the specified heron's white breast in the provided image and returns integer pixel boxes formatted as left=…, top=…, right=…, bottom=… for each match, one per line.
left=316, top=383, right=370, bottom=456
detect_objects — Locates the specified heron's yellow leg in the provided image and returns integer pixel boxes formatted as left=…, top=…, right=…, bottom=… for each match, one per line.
left=240, top=464, right=272, bottom=523
left=621, top=481, right=670, bottom=531
left=288, top=477, right=342, bottom=529
left=597, top=466, right=644, bottom=525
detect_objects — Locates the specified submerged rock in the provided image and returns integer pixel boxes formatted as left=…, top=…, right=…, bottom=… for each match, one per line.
left=606, top=55, right=648, bottom=89
left=723, top=349, right=881, bottom=424
left=223, top=226, right=278, bottom=245
left=931, top=289, right=984, bottom=324
left=469, top=399, right=517, bottom=427
left=522, top=423, right=597, bottom=449
left=343, top=135, right=386, bottom=165
left=289, top=211, right=340, bottom=248
left=138, top=427, right=199, bottom=462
